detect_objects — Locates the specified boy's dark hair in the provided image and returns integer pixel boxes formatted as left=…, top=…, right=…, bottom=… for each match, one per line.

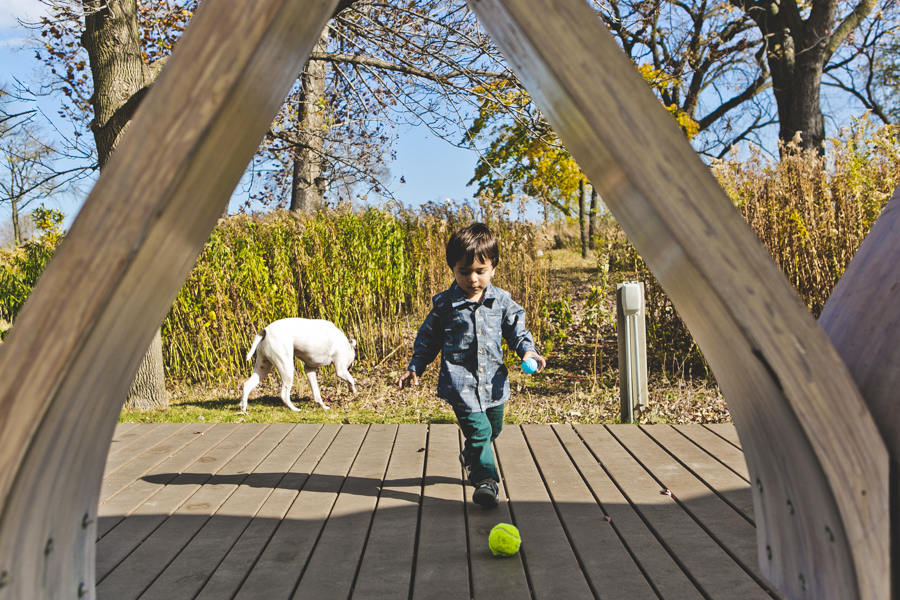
left=446, top=223, right=500, bottom=268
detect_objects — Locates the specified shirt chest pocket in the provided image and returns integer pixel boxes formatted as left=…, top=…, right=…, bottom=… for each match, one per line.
left=474, top=308, right=503, bottom=338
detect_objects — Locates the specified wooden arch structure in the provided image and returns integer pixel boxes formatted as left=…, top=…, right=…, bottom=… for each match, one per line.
left=0, top=0, right=898, bottom=598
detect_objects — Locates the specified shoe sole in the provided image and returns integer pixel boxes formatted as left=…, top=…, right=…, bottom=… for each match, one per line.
left=473, top=488, right=499, bottom=509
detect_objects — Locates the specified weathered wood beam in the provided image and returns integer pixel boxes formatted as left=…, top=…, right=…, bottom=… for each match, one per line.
left=819, top=185, right=900, bottom=460
left=0, top=1, right=337, bottom=598
left=465, top=0, right=889, bottom=598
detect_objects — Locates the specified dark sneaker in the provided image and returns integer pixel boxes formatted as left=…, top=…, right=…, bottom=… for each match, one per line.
left=472, top=479, right=499, bottom=509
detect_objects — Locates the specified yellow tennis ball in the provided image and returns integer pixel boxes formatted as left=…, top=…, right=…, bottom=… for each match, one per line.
left=489, top=523, right=521, bottom=556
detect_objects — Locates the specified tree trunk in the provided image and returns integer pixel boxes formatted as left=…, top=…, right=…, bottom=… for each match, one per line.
left=743, top=0, right=871, bottom=154
left=766, top=29, right=828, bottom=153
left=11, top=197, right=20, bottom=248
left=588, top=187, right=598, bottom=250
left=82, top=0, right=158, bottom=166
left=83, top=0, right=168, bottom=410
left=124, top=329, right=167, bottom=410
left=579, top=179, right=589, bottom=258
left=290, top=26, right=330, bottom=214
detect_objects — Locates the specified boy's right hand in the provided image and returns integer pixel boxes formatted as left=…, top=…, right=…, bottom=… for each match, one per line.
left=398, top=370, right=419, bottom=390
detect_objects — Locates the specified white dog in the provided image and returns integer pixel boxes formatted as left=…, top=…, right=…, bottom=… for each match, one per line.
left=240, top=318, right=357, bottom=412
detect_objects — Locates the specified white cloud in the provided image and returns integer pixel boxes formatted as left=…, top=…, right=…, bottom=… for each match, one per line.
left=1, top=0, right=49, bottom=32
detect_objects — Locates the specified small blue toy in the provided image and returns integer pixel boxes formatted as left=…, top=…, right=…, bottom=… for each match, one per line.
left=522, top=358, right=538, bottom=374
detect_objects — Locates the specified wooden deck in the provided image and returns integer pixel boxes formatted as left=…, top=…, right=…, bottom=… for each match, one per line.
left=97, top=423, right=778, bottom=600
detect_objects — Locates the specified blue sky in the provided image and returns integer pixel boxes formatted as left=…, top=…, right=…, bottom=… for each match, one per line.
left=0, top=1, right=486, bottom=227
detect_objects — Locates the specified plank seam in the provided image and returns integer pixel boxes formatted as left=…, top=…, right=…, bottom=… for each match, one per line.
left=287, top=425, right=370, bottom=600
left=578, top=426, right=715, bottom=600
left=406, top=425, right=430, bottom=600
left=347, top=426, right=398, bottom=597
left=96, top=424, right=266, bottom=586
left=519, top=425, right=602, bottom=600
left=609, top=426, right=779, bottom=599
left=700, top=424, right=742, bottom=451
left=460, top=428, right=477, bottom=600
left=550, top=425, right=665, bottom=600
left=98, top=424, right=272, bottom=596
left=226, top=424, right=336, bottom=600
left=670, top=425, right=751, bottom=485
left=650, top=426, right=755, bottom=524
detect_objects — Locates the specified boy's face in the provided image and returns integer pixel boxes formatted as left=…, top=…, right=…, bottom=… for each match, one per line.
left=452, top=256, right=496, bottom=301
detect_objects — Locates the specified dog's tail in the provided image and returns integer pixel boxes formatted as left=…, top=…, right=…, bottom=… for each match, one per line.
left=245, top=329, right=267, bottom=362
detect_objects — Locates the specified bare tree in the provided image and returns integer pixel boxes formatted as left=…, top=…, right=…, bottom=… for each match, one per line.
left=594, top=0, right=889, bottom=155
left=0, top=125, right=57, bottom=247
left=246, top=0, right=516, bottom=212
left=0, top=89, right=71, bottom=247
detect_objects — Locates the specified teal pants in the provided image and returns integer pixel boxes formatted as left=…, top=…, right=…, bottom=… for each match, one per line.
left=454, top=404, right=504, bottom=484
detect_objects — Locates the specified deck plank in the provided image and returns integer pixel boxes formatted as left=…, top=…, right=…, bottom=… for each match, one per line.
left=97, top=424, right=285, bottom=600
left=525, top=424, right=657, bottom=599
left=466, top=430, right=531, bottom=600
left=93, top=424, right=769, bottom=600
left=97, top=424, right=238, bottom=538
left=195, top=424, right=337, bottom=600
left=103, top=423, right=190, bottom=477
left=351, top=425, right=427, bottom=600
left=628, top=426, right=759, bottom=566
left=651, top=426, right=753, bottom=519
left=495, top=425, right=595, bottom=600
left=291, top=424, right=397, bottom=599
left=95, top=424, right=266, bottom=588
left=138, top=424, right=305, bottom=600
left=673, top=425, right=749, bottom=482
left=560, top=425, right=705, bottom=600
left=233, top=425, right=368, bottom=600
left=703, top=423, right=741, bottom=448
left=411, top=424, right=470, bottom=600
left=579, top=425, right=773, bottom=600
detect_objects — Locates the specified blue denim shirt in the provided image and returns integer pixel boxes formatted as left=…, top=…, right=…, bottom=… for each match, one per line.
left=407, top=282, right=537, bottom=413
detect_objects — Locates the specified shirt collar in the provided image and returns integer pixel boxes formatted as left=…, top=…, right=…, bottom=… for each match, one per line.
left=449, top=281, right=497, bottom=308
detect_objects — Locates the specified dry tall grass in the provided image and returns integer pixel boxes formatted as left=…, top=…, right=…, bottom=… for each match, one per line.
left=163, top=202, right=548, bottom=384
left=713, top=120, right=899, bottom=316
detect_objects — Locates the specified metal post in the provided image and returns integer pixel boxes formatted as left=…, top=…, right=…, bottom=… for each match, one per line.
left=617, top=282, right=648, bottom=423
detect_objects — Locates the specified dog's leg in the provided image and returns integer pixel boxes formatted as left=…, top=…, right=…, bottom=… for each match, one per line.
left=240, top=359, right=273, bottom=412
left=304, top=369, right=330, bottom=410
left=335, top=365, right=357, bottom=394
left=267, top=351, right=301, bottom=412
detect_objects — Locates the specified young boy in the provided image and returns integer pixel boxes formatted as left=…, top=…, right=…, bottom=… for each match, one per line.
left=398, top=223, right=545, bottom=508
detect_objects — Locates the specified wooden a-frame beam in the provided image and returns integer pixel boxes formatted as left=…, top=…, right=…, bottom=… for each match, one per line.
left=0, top=1, right=338, bottom=598
left=465, top=0, right=889, bottom=598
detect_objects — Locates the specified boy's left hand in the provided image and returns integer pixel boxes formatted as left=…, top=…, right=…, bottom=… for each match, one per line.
left=523, top=351, right=546, bottom=373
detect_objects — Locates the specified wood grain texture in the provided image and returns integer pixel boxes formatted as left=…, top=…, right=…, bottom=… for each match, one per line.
left=465, top=0, right=889, bottom=598
left=0, top=1, right=338, bottom=598
left=818, top=184, right=900, bottom=460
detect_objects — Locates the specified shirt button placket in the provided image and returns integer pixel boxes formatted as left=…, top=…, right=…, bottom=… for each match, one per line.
left=475, top=307, right=485, bottom=408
